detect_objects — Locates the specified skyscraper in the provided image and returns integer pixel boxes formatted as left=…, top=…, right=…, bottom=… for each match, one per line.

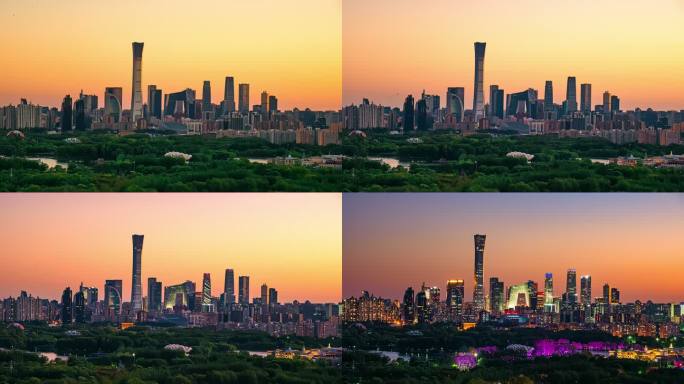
left=603, top=91, right=612, bottom=114
left=473, top=42, right=486, bottom=121
left=566, top=269, right=577, bottom=305
left=202, top=80, right=212, bottom=113
left=580, top=275, right=592, bottom=308
left=131, top=234, right=144, bottom=312
left=260, top=91, right=269, bottom=115
left=489, top=277, right=504, bottom=314
left=268, top=288, right=278, bottom=306
left=60, top=94, right=72, bottom=130
left=603, top=284, right=611, bottom=314
left=402, top=287, right=415, bottom=324
left=202, top=273, right=212, bottom=312
left=580, top=83, right=592, bottom=113
left=268, top=95, right=278, bottom=113
left=415, top=98, right=428, bottom=130
left=565, top=76, right=577, bottom=113
left=610, top=95, right=620, bottom=113
left=104, top=279, right=123, bottom=315
left=61, top=287, right=73, bottom=325
left=446, top=87, right=465, bottom=122
left=224, top=269, right=235, bottom=304
left=446, top=279, right=464, bottom=318
left=473, top=234, right=486, bottom=312
left=131, top=42, right=144, bottom=121
left=544, top=273, right=555, bottom=312
left=260, top=284, right=268, bottom=306
left=147, top=277, right=162, bottom=313
left=224, top=76, right=235, bottom=113
left=238, top=276, right=250, bottom=304
left=104, top=87, right=123, bottom=122
left=238, top=84, right=250, bottom=113
left=403, top=95, right=414, bottom=130
left=544, top=81, right=554, bottom=110
left=73, top=290, right=86, bottom=323
left=489, top=85, right=503, bottom=119
left=147, top=85, right=162, bottom=120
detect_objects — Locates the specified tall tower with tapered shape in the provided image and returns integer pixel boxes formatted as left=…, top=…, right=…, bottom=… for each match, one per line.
left=131, top=42, right=144, bottom=121
left=473, top=234, right=486, bottom=313
left=473, top=42, right=486, bottom=121
left=131, top=234, right=144, bottom=312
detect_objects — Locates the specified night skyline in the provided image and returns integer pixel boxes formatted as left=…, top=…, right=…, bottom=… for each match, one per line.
left=0, top=193, right=342, bottom=303
left=343, top=193, right=684, bottom=303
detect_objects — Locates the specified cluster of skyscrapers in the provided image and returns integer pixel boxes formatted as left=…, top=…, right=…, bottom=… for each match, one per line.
left=0, top=42, right=343, bottom=147
left=342, top=234, right=683, bottom=340
left=1, top=233, right=339, bottom=339
left=341, top=42, right=683, bottom=147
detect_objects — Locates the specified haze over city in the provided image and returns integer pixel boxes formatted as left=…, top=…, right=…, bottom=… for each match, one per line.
left=0, top=193, right=342, bottom=303
left=343, top=193, right=684, bottom=303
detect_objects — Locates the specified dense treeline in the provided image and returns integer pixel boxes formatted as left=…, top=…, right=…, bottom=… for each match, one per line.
left=341, top=323, right=621, bottom=354
left=0, top=324, right=341, bottom=384
left=342, top=351, right=684, bottom=384
left=1, top=130, right=684, bottom=191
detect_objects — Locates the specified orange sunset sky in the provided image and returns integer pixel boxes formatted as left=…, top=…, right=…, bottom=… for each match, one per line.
left=0, top=194, right=342, bottom=303
left=0, top=0, right=341, bottom=110
left=343, top=0, right=684, bottom=110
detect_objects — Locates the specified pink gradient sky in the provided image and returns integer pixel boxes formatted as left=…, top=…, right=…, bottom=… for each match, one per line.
left=0, top=193, right=341, bottom=303
left=343, top=194, right=684, bottom=303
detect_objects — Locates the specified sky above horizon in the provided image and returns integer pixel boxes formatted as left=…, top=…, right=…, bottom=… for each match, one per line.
left=0, top=0, right=341, bottom=110
left=343, top=194, right=684, bottom=303
left=0, top=194, right=342, bottom=303
left=343, top=0, right=684, bottom=110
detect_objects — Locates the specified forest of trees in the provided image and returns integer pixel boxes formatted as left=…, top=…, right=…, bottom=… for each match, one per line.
left=1, top=130, right=683, bottom=192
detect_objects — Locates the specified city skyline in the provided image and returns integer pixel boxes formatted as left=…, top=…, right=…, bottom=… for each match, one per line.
left=342, top=0, right=684, bottom=110
left=0, top=0, right=341, bottom=110
left=0, top=193, right=342, bottom=303
left=342, top=193, right=684, bottom=303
